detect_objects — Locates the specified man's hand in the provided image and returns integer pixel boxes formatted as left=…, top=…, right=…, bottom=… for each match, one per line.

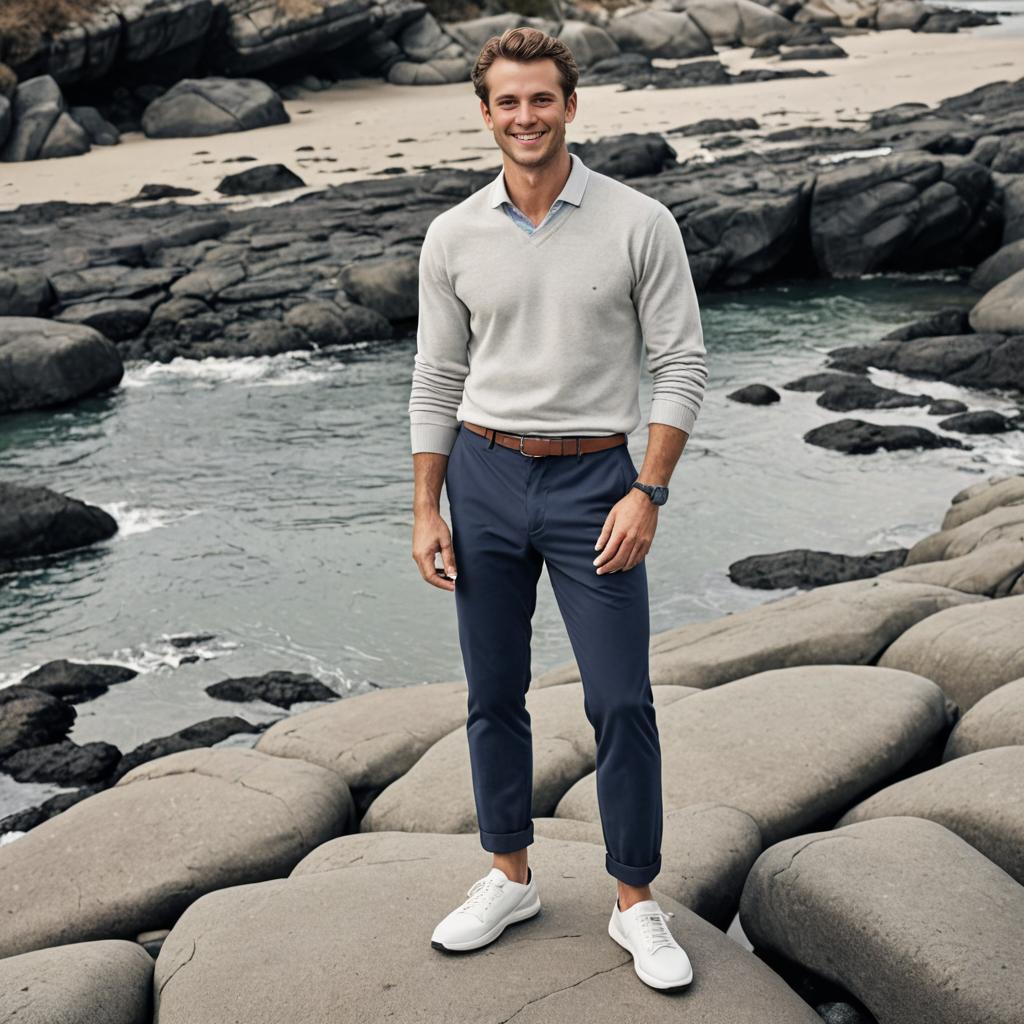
left=593, top=488, right=657, bottom=574
left=413, top=509, right=458, bottom=591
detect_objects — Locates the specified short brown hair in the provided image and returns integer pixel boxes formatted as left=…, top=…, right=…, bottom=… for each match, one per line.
left=472, top=27, right=579, bottom=108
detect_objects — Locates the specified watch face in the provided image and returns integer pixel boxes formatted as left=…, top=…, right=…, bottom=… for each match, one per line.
left=653, top=486, right=668, bottom=505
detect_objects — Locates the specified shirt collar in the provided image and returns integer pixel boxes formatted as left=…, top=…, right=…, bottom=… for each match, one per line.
left=488, top=151, right=590, bottom=210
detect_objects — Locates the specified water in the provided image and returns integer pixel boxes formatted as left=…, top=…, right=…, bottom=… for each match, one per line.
left=2, top=272, right=1022, bottom=816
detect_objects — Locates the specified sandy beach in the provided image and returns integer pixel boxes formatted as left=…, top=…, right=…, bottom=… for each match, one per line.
left=2, top=23, right=1024, bottom=211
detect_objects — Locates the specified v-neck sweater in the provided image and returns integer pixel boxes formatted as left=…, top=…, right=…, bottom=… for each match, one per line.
left=408, top=153, right=708, bottom=456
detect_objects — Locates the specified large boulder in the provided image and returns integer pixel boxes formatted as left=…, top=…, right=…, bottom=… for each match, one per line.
left=944, top=677, right=1024, bottom=758
left=0, top=684, right=76, bottom=759
left=683, top=0, right=795, bottom=46
left=339, top=254, right=418, bottom=319
left=878, top=594, right=1024, bottom=710
left=0, top=75, right=89, bottom=162
left=739, top=817, right=1024, bottom=1024
left=0, top=267, right=52, bottom=316
left=606, top=8, right=715, bottom=59
left=0, top=747, right=354, bottom=959
left=255, top=680, right=469, bottom=813
left=837, top=746, right=1024, bottom=883
left=0, top=939, right=153, bottom=1024
left=153, top=830, right=821, bottom=1023
left=878, top=538, right=1024, bottom=597
left=810, top=151, right=998, bottom=276
left=360, top=683, right=694, bottom=836
left=0, top=317, right=123, bottom=413
left=141, top=77, right=289, bottom=138
left=0, top=482, right=118, bottom=562
left=969, top=266, right=1024, bottom=334
left=940, top=473, right=1024, bottom=529
left=556, top=665, right=952, bottom=845
left=905, top=502, right=1024, bottom=564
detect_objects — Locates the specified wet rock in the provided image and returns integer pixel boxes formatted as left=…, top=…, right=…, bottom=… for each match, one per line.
left=729, top=548, right=907, bottom=589
left=0, top=685, right=76, bottom=759
left=944, top=677, right=1024, bottom=759
left=205, top=670, right=339, bottom=709
left=804, top=418, right=966, bottom=454
left=0, top=747, right=354, bottom=959
left=216, top=163, right=306, bottom=195
left=0, top=482, right=118, bottom=562
left=878, top=593, right=1024, bottom=711
left=881, top=306, right=971, bottom=340
left=782, top=370, right=867, bottom=392
left=153, top=830, right=821, bottom=1023
left=0, top=939, right=153, bottom=1024
left=0, top=738, right=121, bottom=786
left=739, top=817, right=1024, bottom=1024
left=816, top=378, right=931, bottom=411
left=18, top=659, right=136, bottom=704
left=557, top=664, right=951, bottom=845
left=0, top=317, right=123, bottom=413
left=927, top=398, right=967, bottom=415
left=727, top=383, right=780, bottom=404
left=141, top=77, right=289, bottom=138
left=838, top=746, right=1024, bottom=883
left=937, top=408, right=1017, bottom=433
left=54, top=297, right=155, bottom=340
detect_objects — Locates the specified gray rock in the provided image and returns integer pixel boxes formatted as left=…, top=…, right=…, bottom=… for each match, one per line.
left=54, top=298, right=155, bottom=340
left=804, top=418, right=967, bottom=454
left=837, top=746, right=1024, bottom=884
left=739, top=817, right=1024, bottom=1024
left=169, top=262, right=246, bottom=300
left=878, top=593, right=1024, bottom=710
left=969, top=266, right=1024, bottom=334
left=0, top=737, right=121, bottom=786
left=142, top=77, right=289, bottom=138
left=0, top=267, right=52, bottom=316
left=879, top=538, right=1024, bottom=598
left=387, top=57, right=470, bottom=86
left=941, top=473, right=1024, bottom=529
left=969, top=238, right=1024, bottom=292
left=256, top=680, right=469, bottom=814
left=881, top=306, right=971, bottom=340
left=555, top=20, right=621, bottom=68
left=340, top=254, right=418, bottom=318
left=361, top=683, right=694, bottom=838
left=36, top=110, right=91, bottom=159
left=0, top=94, right=9, bottom=149
left=556, top=665, right=951, bottom=845
left=727, top=383, right=780, bottom=404
left=816, top=377, right=931, bottom=411
left=606, top=8, right=715, bottom=59
left=153, top=830, right=821, bottom=1023
left=0, top=684, right=76, bottom=760
left=906, top=502, right=1024, bottom=564
left=684, top=0, right=795, bottom=47
left=876, top=0, right=930, bottom=31
left=534, top=802, right=762, bottom=927
left=944, top=677, right=1024, bottom=758
left=937, top=408, right=1017, bottom=433
left=0, top=317, right=123, bottom=413
left=0, top=481, right=118, bottom=562
left=0, top=75, right=64, bottom=162
left=0, top=939, right=153, bottom=1024
left=69, top=105, right=121, bottom=146
left=283, top=299, right=393, bottom=345
left=216, top=163, right=306, bottom=195
left=0, top=747, right=354, bottom=959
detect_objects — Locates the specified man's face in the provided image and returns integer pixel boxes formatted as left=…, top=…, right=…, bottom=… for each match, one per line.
left=480, top=56, right=577, bottom=168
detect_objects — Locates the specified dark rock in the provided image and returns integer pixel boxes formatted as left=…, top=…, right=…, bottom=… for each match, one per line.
left=205, top=671, right=339, bottom=709
left=568, top=132, right=679, bottom=178
left=216, top=164, right=306, bottom=195
left=970, top=240, right=1024, bottom=292
left=817, top=378, right=931, bottom=412
left=19, top=659, right=137, bottom=704
left=36, top=111, right=91, bottom=159
left=54, top=298, right=155, bottom=340
left=0, top=76, right=65, bottom=162
left=729, top=548, right=908, bottom=590
left=339, top=255, right=418, bottom=319
left=804, top=418, right=968, bottom=454
left=0, top=784, right=104, bottom=835
left=0, top=482, right=118, bottom=562
left=0, top=739, right=122, bottom=786
left=111, top=716, right=262, bottom=782
left=283, top=299, right=393, bottom=345
left=128, top=183, right=200, bottom=202
left=928, top=398, right=968, bottom=416
left=882, top=307, right=972, bottom=340
left=937, top=409, right=1017, bottom=433
left=68, top=105, right=120, bottom=146
left=0, top=317, right=123, bottom=412
left=0, top=268, right=53, bottom=316
left=783, top=371, right=868, bottom=392
left=779, top=42, right=848, bottom=60
left=142, top=78, right=289, bottom=138
left=0, top=685, right=76, bottom=759
left=675, top=117, right=759, bottom=136
left=727, top=383, right=780, bottom=404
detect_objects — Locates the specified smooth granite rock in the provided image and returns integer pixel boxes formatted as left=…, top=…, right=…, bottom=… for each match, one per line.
left=905, top=502, right=1024, bottom=564
left=0, top=747, right=354, bottom=959
left=153, top=830, right=821, bottom=1023
left=837, top=746, right=1024, bottom=883
left=556, top=665, right=952, bottom=845
left=878, top=593, right=1024, bottom=710
left=0, top=939, right=153, bottom=1024
left=940, top=473, right=1024, bottom=529
left=944, top=676, right=1024, bottom=758
left=739, top=817, right=1024, bottom=1024
left=256, top=680, right=469, bottom=814
left=876, top=538, right=1024, bottom=597
left=360, top=683, right=695, bottom=836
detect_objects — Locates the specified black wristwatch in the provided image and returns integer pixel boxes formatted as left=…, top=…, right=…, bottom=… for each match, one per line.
left=631, top=481, right=669, bottom=506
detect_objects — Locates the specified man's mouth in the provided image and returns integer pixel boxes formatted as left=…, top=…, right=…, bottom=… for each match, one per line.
left=511, top=131, right=546, bottom=144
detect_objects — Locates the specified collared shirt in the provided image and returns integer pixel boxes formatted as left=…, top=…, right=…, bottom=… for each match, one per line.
left=490, top=152, right=589, bottom=236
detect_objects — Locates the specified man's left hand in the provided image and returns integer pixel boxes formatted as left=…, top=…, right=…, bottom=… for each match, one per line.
left=593, top=488, right=657, bottom=574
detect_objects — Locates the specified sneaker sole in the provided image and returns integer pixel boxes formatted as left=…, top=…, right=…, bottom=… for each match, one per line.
left=431, top=892, right=542, bottom=952
left=607, top=913, right=694, bottom=991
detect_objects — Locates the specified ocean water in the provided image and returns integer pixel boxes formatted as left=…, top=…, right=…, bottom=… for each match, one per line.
left=1, top=271, right=1022, bottom=816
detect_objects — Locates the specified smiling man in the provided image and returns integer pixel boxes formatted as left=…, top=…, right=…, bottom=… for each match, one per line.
left=408, top=26, right=707, bottom=992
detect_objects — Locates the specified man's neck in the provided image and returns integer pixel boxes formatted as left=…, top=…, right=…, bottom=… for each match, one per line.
left=502, top=149, right=572, bottom=223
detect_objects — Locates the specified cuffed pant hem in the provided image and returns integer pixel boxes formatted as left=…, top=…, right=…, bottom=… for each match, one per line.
left=480, top=823, right=534, bottom=853
left=606, top=850, right=661, bottom=886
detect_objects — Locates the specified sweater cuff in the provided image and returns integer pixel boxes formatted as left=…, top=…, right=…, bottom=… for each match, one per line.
left=648, top=398, right=697, bottom=437
left=411, top=422, right=459, bottom=456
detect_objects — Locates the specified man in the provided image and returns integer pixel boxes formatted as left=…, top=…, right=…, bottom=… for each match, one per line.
left=408, top=26, right=707, bottom=992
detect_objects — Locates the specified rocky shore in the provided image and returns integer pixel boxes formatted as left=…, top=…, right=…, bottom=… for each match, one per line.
left=1, top=471, right=1023, bottom=1022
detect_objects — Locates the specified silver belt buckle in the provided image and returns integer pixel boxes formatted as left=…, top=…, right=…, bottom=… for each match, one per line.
left=519, top=434, right=544, bottom=457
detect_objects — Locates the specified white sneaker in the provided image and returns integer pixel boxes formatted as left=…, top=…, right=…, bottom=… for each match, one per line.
left=431, top=865, right=541, bottom=952
left=608, top=897, right=693, bottom=990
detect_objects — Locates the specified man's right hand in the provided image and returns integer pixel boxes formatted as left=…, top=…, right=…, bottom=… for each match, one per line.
left=412, top=510, right=458, bottom=592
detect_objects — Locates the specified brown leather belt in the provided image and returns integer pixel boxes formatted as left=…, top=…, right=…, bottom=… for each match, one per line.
left=462, top=421, right=627, bottom=458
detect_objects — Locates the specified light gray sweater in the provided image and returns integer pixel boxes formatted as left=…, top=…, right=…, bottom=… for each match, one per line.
left=408, top=152, right=708, bottom=456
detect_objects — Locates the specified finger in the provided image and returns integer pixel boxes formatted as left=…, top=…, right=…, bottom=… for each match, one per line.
left=594, top=510, right=615, bottom=552
left=439, top=539, right=458, bottom=581
left=593, top=532, right=623, bottom=569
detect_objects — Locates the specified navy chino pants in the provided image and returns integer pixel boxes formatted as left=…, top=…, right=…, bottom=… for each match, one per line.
left=444, top=421, right=664, bottom=887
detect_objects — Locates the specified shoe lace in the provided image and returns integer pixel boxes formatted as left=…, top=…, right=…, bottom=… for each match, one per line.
left=461, top=875, right=506, bottom=920
left=638, top=909, right=677, bottom=955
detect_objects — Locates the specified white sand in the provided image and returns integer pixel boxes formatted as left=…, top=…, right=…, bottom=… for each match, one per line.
left=1, top=23, right=1023, bottom=211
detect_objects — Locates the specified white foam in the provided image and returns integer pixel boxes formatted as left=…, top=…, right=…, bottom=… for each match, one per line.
left=818, top=146, right=892, bottom=164
left=98, top=503, right=202, bottom=537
